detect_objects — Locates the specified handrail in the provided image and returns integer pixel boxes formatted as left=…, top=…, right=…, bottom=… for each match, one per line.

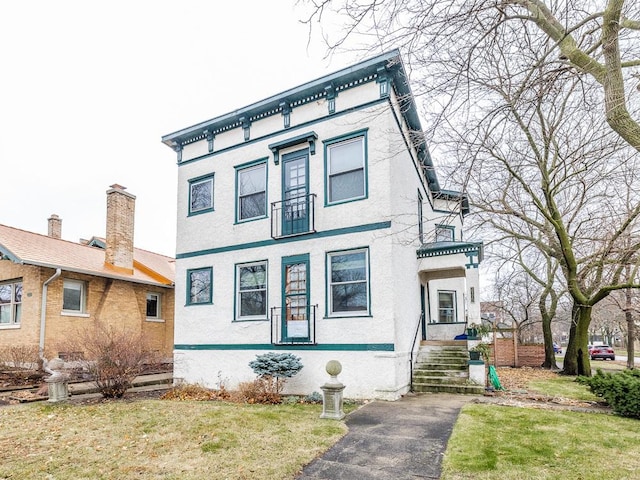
left=409, top=312, right=424, bottom=392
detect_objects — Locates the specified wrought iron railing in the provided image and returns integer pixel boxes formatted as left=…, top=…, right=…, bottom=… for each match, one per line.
left=409, top=312, right=425, bottom=392
left=271, top=193, right=316, bottom=239
left=270, top=305, right=317, bottom=345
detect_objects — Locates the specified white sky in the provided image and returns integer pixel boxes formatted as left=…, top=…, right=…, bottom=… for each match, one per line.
left=0, top=1, right=362, bottom=257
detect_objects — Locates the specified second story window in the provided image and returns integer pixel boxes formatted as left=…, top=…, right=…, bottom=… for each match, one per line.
left=435, top=225, right=455, bottom=242
left=325, top=132, right=367, bottom=205
left=237, top=162, right=267, bottom=221
left=189, top=174, right=214, bottom=215
left=63, top=279, right=86, bottom=313
left=0, top=280, right=22, bottom=326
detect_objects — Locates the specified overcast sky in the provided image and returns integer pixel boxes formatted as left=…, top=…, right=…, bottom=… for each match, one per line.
left=0, top=1, right=363, bottom=257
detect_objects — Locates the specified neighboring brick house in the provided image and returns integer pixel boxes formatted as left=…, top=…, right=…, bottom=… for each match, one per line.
left=0, top=184, right=175, bottom=360
left=161, top=50, right=482, bottom=399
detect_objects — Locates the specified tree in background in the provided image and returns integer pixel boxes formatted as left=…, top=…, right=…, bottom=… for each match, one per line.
left=301, top=0, right=640, bottom=375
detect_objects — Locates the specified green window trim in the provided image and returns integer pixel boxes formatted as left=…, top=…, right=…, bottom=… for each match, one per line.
left=323, top=129, right=368, bottom=206
left=235, top=158, right=268, bottom=223
left=186, top=267, right=213, bottom=306
left=188, top=173, right=215, bottom=216
left=326, top=246, right=371, bottom=317
left=234, top=260, right=268, bottom=321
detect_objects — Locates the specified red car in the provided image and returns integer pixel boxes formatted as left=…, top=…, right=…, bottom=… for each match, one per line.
left=590, top=345, right=615, bottom=361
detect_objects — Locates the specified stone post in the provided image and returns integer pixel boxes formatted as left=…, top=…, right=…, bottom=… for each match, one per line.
left=44, top=357, right=70, bottom=402
left=320, top=360, right=345, bottom=420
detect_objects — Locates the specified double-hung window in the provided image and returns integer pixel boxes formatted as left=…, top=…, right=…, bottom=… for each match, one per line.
left=0, top=280, right=22, bottom=326
left=146, top=292, right=162, bottom=320
left=235, top=261, right=267, bottom=320
left=187, top=267, right=213, bottom=305
left=327, top=248, right=370, bottom=316
left=63, top=279, right=86, bottom=313
left=237, top=161, right=267, bottom=221
left=325, top=131, right=367, bottom=204
left=438, top=291, right=457, bottom=323
left=189, top=174, right=214, bottom=215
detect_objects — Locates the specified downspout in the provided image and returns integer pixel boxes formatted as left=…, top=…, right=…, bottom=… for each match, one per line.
left=40, top=268, right=61, bottom=359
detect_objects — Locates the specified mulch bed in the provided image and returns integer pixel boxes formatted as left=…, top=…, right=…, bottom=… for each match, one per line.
left=475, top=366, right=612, bottom=414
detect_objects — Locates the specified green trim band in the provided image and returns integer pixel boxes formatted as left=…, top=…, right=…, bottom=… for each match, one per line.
left=174, top=343, right=395, bottom=351
left=176, top=221, right=392, bottom=259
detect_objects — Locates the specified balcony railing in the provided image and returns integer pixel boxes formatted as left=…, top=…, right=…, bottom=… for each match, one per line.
left=270, top=305, right=317, bottom=345
left=271, top=193, right=316, bottom=239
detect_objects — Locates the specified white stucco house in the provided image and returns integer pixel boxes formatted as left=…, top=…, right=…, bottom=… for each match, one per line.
left=161, top=49, right=483, bottom=400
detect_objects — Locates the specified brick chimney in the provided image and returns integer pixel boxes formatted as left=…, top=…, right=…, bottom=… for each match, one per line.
left=105, top=184, right=135, bottom=273
left=47, top=214, right=62, bottom=239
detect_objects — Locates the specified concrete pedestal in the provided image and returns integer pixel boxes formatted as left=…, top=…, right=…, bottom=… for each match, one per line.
left=46, top=376, right=70, bottom=402
left=468, top=361, right=486, bottom=387
left=320, top=383, right=345, bottom=420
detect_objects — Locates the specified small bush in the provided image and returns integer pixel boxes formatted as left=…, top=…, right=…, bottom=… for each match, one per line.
left=231, top=379, right=281, bottom=404
left=304, top=391, right=323, bottom=404
left=248, top=352, right=303, bottom=397
left=0, top=345, right=40, bottom=370
left=60, top=321, right=160, bottom=398
left=577, top=369, right=640, bottom=418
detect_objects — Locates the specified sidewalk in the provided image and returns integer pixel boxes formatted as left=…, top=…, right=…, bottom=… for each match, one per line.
left=297, top=392, right=477, bottom=480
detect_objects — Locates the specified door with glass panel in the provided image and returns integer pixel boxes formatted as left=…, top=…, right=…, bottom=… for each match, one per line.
left=281, top=151, right=308, bottom=235
left=281, top=255, right=310, bottom=342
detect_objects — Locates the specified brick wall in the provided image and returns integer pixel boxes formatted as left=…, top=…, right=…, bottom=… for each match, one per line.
left=0, top=262, right=174, bottom=360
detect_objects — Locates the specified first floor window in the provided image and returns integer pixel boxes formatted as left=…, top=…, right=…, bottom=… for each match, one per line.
left=189, top=174, right=214, bottom=214
left=326, top=134, right=366, bottom=204
left=63, top=279, right=86, bottom=313
left=438, top=291, right=456, bottom=323
left=328, top=248, right=369, bottom=316
left=146, top=292, right=162, bottom=319
left=0, top=280, right=22, bottom=325
left=237, top=162, right=267, bottom=221
left=236, top=261, right=267, bottom=319
left=187, top=267, right=212, bottom=305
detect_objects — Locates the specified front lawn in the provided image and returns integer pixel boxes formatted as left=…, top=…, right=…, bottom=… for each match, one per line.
left=0, top=399, right=347, bottom=479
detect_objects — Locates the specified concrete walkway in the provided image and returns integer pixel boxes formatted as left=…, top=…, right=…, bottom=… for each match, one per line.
left=297, top=392, right=477, bottom=480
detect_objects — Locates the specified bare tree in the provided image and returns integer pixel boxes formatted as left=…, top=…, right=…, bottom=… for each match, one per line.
left=301, top=0, right=640, bottom=151
left=301, top=0, right=640, bottom=375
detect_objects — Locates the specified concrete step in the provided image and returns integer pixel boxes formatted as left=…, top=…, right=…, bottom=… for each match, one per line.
left=412, top=375, right=470, bottom=385
left=413, top=369, right=468, bottom=379
left=413, top=362, right=468, bottom=371
left=411, top=383, right=484, bottom=395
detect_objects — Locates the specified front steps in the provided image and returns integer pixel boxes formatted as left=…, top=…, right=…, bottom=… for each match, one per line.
left=412, top=341, right=484, bottom=395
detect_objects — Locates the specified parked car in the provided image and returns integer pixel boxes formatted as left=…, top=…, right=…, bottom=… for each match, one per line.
left=590, top=345, right=615, bottom=361
left=553, top=343, right=562, bottom=354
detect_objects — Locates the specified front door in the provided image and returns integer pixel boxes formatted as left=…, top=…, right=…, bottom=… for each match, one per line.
left=282, top=151, right=309, bottom=235
left=282, top=254, right=310, bottom=342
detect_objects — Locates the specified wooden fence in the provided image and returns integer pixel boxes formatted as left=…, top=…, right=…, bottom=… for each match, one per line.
left=486, top=329, right=545, bottom=367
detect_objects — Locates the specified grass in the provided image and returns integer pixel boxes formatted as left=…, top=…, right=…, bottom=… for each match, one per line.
left=441, top=404, right=640, bottom=480
left=0, top=399, right=350, bottom=479
left=442, top=367, right=640, bottom=480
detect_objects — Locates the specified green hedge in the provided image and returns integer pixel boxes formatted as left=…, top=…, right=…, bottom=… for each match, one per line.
left=577, top=369, right=640, bottom=419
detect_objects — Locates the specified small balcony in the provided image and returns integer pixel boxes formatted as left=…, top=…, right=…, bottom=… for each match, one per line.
left=271, top=194, right=316, bottom=239
left=270, top=305, right=317, bottom=345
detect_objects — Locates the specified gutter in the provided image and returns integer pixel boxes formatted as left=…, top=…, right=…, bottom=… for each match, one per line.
left=40, top=268, right=61, bottom=359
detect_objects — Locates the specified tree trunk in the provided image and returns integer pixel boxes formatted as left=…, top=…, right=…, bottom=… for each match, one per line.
left=626, top=287, right=635, bottom=369
left=562, top=304, right=592, bottom=376
left=541, top=311, right=558, bottom=370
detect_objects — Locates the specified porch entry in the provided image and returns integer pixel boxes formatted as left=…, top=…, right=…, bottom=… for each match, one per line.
left=281, top=254, right=310, bottom=342
left=281, top=151, right=309, bottom=235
